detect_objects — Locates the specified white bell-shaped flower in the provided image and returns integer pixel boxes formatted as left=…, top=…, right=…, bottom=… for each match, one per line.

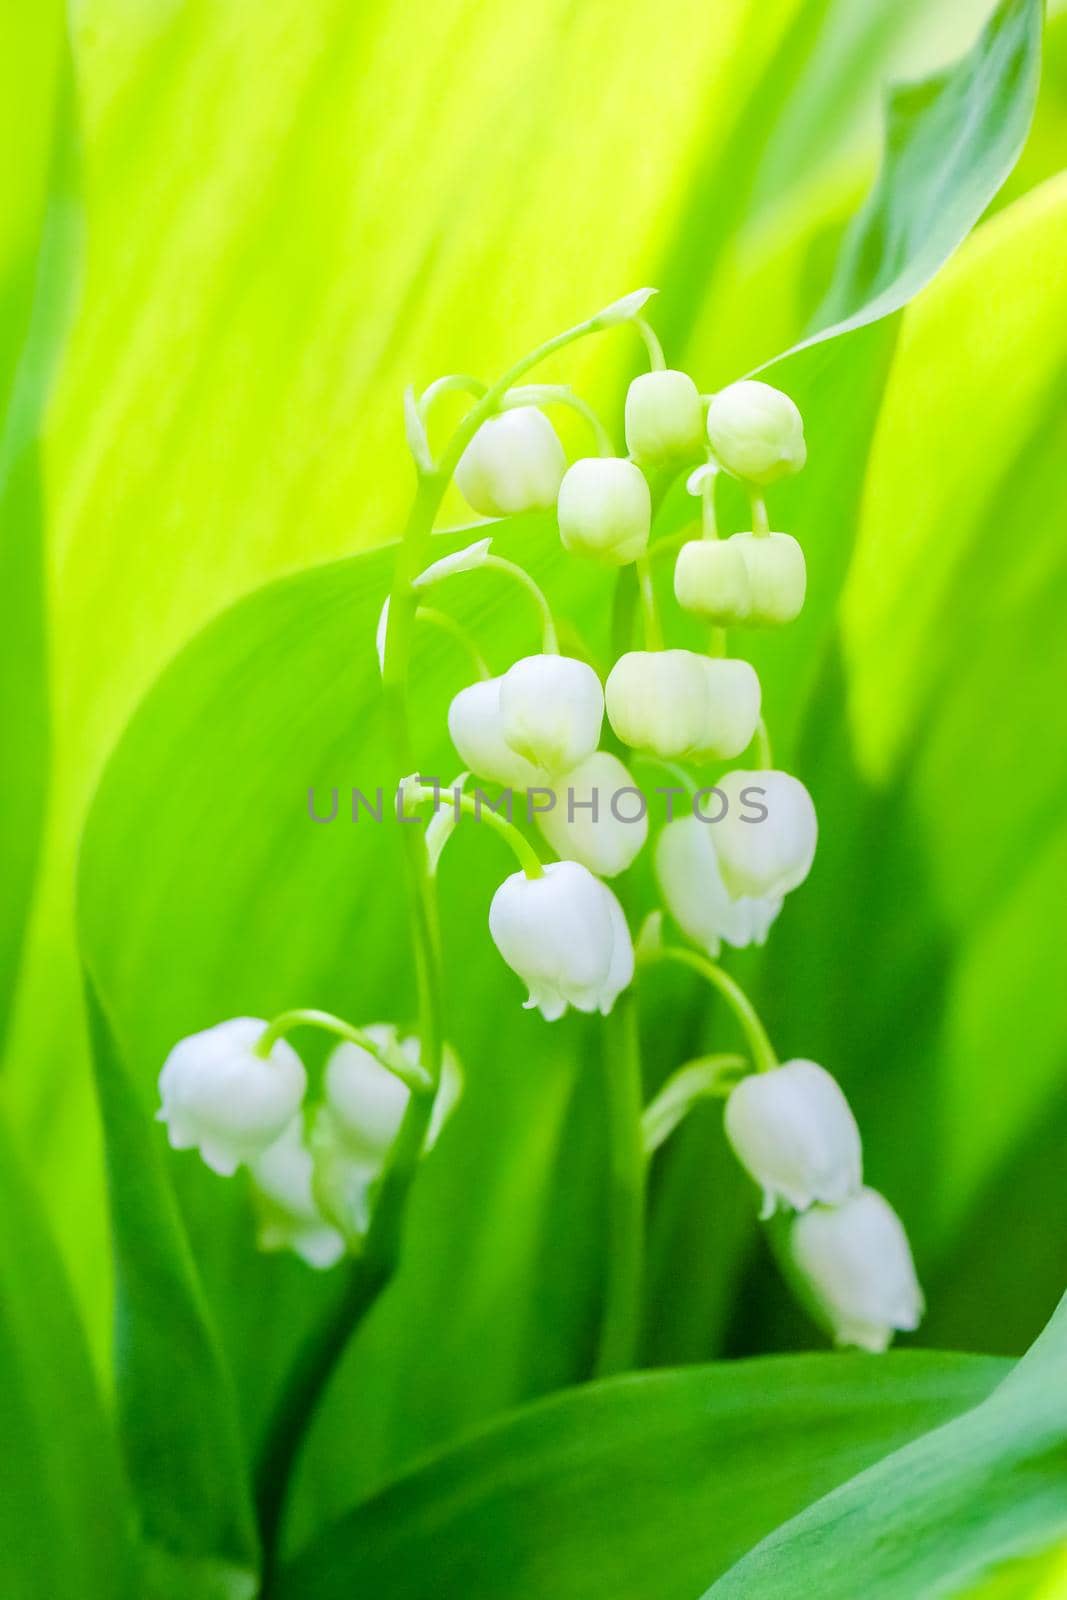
left=705, top=380, right=806, bottom=485
left=455, top=407, right=566, bottom=517
left=790, top=1187, right=924, bottom=1353
left=605, top=649, right=760, bottom=762
left=324, top=1024, right=462, bottom=1174
left=674, top=532, right=806, bottom=626
left=723, top=1060, right=862, bottom=1219
left=536, top=751, right=648, bottom=878
left=489, top=861, right=634, bottom=1020
left=557, top=458, right=651, bottom=565
left=499, top=654, right=604, bottom=776
left=655, top=815, right=781, bottom=956
left=448, top=678, right=547, bottom=790
left=250, top=1117, right=346, bottom=1270
left=624, top=369, right=704, bottom=467
left=157, top=1017, right=306, bottom=1176
left=712, top=769, right=817, bottom=899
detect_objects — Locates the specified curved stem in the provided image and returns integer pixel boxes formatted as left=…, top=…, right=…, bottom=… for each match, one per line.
left=416, top=605, right=492, bottom=679
left=633, top=317, right=666, bottom=371
left=503, top=383, right=615, bottom=456
left=641, top=945, right=778, bottom=1073
left=481, top=553, right=559, bottom=653
left=418, top=372, right=488, bottom=421
left=594, top=990, right=646, bottom=1376
left=408, top=782, right=544, bottom=879
left=253, top=1009, right=432, bottom=1095
left=642, top=1052, right=749, bottom=1154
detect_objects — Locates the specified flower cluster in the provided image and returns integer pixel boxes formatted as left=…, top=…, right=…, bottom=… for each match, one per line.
left=157, top=1012, right=459, bottom=1269
left=154, top=290, right=922, bottom=1349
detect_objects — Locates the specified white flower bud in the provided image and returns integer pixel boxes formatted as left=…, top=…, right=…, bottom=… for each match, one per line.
left=673, top=539, right=751, bottom=625
left=674, top=532, right=805, bottom=626
left=499, top=654, right=604, bottom=776
left=790, top=1187, right=924, bottom=1352
left=489, top=860, right=634, bottom=1020
left=724, top=1060, right=862, bottom=1218
left=447, top=678, right=547, bottom=790
left=455, top=408, right=566, bottom=517
left=557, top=458, right=651, bottom=565
left=705, top=380, right=806, bottom=485
left=605, top=650, right=760, bottom=762
left=250, top=1117, right=346, bottom=1270
left=157, top=1018, right=306, bottom=1177
left=624, top=370, right=704, bottom=467
left=712, top=769, right=817, bottom=899
left=536, top=751, right=648, bottom=878
left=655, top=815, right=781, bottom=957
left=324, top=1025, right=462, bottom=1173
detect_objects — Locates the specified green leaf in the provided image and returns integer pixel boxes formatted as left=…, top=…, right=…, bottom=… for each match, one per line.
left=83, top=981, right=260, bottom=1592
left=802, top=0, right=1043, bottom=344
left=277, top=1353, right=1007, bottom=1599
left=0, top=8, right=79, bottom=1050
left=703, top=1295, right=1067, bottom=1599
left=0, top=1107, right=135, bottom=1599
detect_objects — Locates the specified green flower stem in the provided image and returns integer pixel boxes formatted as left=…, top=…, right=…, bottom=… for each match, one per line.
left=594, top=989, right=647, bottom=1377
left=416, top=605, right=492, bottom=679
left=502, top=383, right=615, bottom=456
left=258, top=302, right=658, bottom=1575
left=753, top=717, right=774, bottom=769
left=640, top=944, right=779, bottom=1074
left=417, top=372, right=489, bottom=421
left=635, top=554, right=663, bottom=650
left=701, top=468, right=719, bottom=540
left=633, top=316, right=666, bottom=371
left=708, top=625, right=728, bottom=657
left=749, top=488, right=770, bottom=536
left=253, top=1008, right=432, bottom=1095
left=407, top=782, right=544, bottom=879
left=642, top=1052, right=749, bottom=1154
left=481, top=553, right=560, bottom=653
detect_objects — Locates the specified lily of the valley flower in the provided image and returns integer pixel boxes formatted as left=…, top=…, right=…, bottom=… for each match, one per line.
left=448, top=678, right=548, bottom=789
left=674, top=531, right=806, bottom=626
left=557, top=457, right=651, bottom=565
left=250, top=1116, right=346, bottom=1270
left=157, top=1017, right=307, bottom=1176
left=724, top=1060, right=862, bottom=1218
left=536, top=750, right=648, bottom=878
left=624, top=369, right=704, bottom=467
left=655, top=814, right=781, bottom=956
left=455, top=407, right=566, bottom=517
left=790, top=1187, right=924, bottom=1353
left=489, top=860, right=634, bottom=1020
left=605, top=649, right=760, bottom=762
left=712, top=769, right=817, bottom=900
left=705, top=380, right=806, bottom=485
left=313, top=1027, right=462, bottom=1240
left=498, top=653, right=604, bottom=776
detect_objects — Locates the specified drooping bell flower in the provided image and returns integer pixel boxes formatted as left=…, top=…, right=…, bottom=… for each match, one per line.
left=488, top=860, right=634, bottom=1020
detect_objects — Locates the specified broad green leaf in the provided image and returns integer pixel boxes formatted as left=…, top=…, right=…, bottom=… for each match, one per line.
left=83, top=982, right=260, bottom=1593
left=0, top=1107, right=134, bottom=1599
left=705, top=1294, right=1067, bottom=1599
left=278, top=1353, right=1007, bottom=1599
left=801, top=0, right=1042, bottom=344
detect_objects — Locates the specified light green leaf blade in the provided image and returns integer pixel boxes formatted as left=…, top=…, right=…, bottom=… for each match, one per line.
left=704, top=1295, right=1067, bottom=1599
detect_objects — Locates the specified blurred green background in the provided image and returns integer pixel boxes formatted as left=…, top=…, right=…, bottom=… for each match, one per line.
left=3, top=0, right=1067, bottom=1594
